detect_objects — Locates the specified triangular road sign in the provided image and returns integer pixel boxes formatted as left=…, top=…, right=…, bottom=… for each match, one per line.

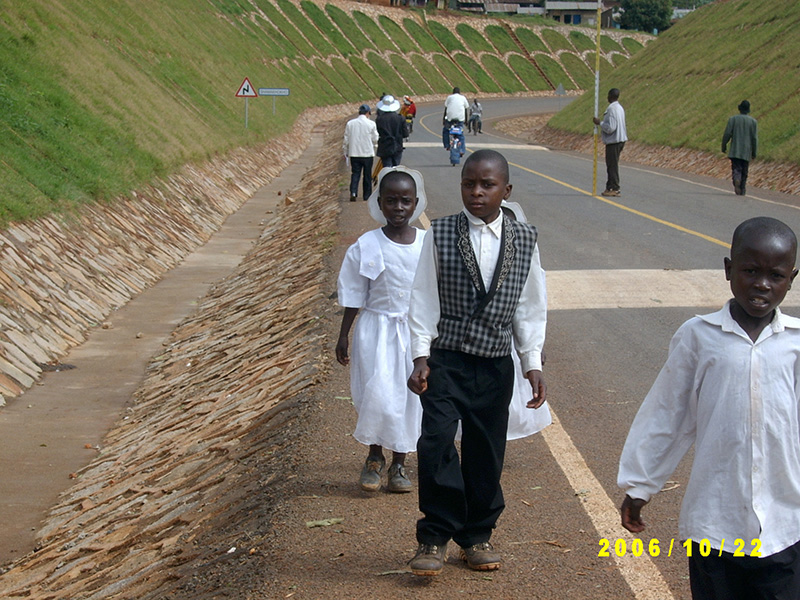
left=235, top=77, right=257, bottom=98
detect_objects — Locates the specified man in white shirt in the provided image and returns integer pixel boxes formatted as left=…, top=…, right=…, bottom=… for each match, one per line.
left=618, top=216, right=800, bottom=600
left=406, top=149, right=547, bottom=577
left=342, top=104, right=378, bottom=201
left=442, top=87, right=470, bottom=150
left=592, top=88, right=627, bottom=197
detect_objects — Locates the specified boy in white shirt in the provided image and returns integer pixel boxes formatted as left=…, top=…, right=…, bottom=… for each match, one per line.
left=618, top=216, right=800, bottom=599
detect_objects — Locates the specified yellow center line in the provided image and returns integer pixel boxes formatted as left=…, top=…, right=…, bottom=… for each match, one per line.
left=419, top=112, right=729, bottom=249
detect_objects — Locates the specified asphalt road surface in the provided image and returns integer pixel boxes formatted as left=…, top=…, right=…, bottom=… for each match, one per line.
left=397, top=97, right=800, bottom=599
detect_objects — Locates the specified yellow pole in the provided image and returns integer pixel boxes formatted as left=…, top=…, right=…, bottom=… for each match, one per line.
left=593, top=1, right=602, bottom=195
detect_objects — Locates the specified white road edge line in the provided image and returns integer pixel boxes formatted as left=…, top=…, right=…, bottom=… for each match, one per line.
left=416, top=215, right=676, bottom=599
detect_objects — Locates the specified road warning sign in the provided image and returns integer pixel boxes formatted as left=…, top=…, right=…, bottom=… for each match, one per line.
left=235, top=77, right=257, bottom=98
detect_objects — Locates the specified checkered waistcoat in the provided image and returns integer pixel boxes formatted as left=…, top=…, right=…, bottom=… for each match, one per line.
left=430, top=212, right=537, bottom=358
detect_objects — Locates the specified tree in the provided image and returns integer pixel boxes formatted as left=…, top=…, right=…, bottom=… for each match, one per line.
left=619, top=0, right=672, bottom=33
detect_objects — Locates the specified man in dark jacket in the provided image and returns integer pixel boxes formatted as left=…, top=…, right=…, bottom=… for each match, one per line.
left=376, top=95, right=407, bottom=168
left=722, top=100, right=758, bottom=196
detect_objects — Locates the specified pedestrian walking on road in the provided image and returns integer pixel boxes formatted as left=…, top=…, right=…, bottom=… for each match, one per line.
left=619, top=216, right=800, bottom=600
left=407, top=149, right=547, bottom=577
left=722, top=100, right=758, bottom=196
left=593, top=88, right=627, bottom=197
left=336, top=166, right=427, bottom=494
left=342, top=104, right=378, bottom=202
left=376, top=95, right=407, bottom=168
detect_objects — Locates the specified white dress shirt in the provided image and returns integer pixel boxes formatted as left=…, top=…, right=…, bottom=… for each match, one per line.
left=342, top=114, right=378, bottom=158
left=408, top=209, right=547, bottom=374
left=444, top=93, right=470, bottom=123
left=618, top=302, right=800, bottom=557
left=598, top=100, right=628, bottom=145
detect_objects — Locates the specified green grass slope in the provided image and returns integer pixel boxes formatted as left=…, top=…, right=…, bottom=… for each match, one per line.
left=549, top=0, right=800, bottom=165
left=0, top=0, right=649, bottom=226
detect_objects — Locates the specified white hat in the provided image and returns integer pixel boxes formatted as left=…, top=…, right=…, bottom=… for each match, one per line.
left=500, top=200, right=527, bottom=223
left=367, top=166, right=428, bottom=225
left=376, top=95, right=401, bottom=112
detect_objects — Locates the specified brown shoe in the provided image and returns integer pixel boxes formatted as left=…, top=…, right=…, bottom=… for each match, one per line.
left=387, top=463, right=412, bottom=493
left=460, top=542, right=501, bottom=571
left=359, top=455, right=385, bottom=492
left=409, top=542, right=448, bottom=576
left=601, top=189, right=620, bottom=197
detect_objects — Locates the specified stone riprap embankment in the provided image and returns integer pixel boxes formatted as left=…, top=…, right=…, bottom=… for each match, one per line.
left=0, top=120, right=344, bottom=598
left=0, top=106, right=350, bottom=406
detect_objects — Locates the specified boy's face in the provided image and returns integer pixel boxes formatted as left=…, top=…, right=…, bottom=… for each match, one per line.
left=460, top=159, right=511, bottom=224
left=379, top=177, right=417, bottom=227
left=724, top=234, right=798, bottom=321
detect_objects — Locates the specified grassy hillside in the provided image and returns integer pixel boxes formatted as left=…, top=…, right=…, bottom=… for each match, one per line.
left=549, top=0, right=800, bottom=165
left=0, top=0, right=648, bottom=227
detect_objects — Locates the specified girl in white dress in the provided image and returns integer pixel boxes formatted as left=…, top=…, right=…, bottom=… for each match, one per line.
left=501, top=201, right=552, bottom=440
left=336, top=166, right=427, bottom=493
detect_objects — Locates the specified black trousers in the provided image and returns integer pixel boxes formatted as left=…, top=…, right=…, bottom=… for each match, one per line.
left=349, top=156, right=373, bottom=199
left=689, top=539, right=800, bottom=600
left=604, top=141, right=625, bottom=191
left=416, top=349, right=514, bottom=548
left=730, top=158, right=750, bottom=195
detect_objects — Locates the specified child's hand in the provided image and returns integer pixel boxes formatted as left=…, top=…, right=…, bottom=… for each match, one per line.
left=408, top=357, right=430, bottom=395
left=524, top=370, right=546, bottom=408
left=335, top=336, right=349, bottom=366
left=620, top=494, right=648, bottom=533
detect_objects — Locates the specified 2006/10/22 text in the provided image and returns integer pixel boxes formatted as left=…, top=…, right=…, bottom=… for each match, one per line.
left=598, top=538, right=762, bottom=558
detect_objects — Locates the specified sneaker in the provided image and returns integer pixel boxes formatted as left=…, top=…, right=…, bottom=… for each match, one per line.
left=359, top=455, right=385, bottom=491
left=601, top=189, right=620, bottom=197
left=387, top=463, right=412, bottom=493
left=459, top=542, right=501, bottom=571
left=350, top=194, right=357, bottom=202
left=409, top=542, right=448, bottom=576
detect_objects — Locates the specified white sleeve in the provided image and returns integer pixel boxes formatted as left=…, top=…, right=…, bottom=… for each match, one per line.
left=617, top=324, right=698, bottom=502
left=337, top=243, right=369, bottom=308
left=408, top=228, right=440, bottom=360
left=512, top=244, right=547, bottom=373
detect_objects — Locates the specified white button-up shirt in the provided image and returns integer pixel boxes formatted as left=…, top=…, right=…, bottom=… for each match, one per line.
left=408, top=209, right=546, bottom=374
left=598, top=100, right=628, bottom=145
left=618, top=302, right=800, bottom=557
left=342, top=114, right=378, bottom=158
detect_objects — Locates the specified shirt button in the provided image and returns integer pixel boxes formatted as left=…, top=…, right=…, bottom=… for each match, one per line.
left=369, top=261, right=375, bottom=267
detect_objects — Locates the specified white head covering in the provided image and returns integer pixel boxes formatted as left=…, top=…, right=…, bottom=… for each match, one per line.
left=376, top=94, right=401, bottom=112
left=367, top=166, right=427, bottom=225
left=500, top=200, right=527, bottom=223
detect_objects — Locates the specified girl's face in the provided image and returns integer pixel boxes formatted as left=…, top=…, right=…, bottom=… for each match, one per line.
left=379, top=177, right=418, bottom=228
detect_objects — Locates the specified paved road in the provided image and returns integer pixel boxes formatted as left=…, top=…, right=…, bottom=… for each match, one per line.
left=401, top=97, right=800, bottom=598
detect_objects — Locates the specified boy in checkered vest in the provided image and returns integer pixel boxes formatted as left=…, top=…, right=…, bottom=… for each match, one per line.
left=407, top=149, right=547, bottom=576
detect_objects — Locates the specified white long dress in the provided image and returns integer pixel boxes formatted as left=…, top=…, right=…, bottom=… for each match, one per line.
left=337, top=228, right=424, bottom=453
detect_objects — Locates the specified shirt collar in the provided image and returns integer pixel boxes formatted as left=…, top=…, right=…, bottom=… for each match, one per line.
left=462, top=208, right=503, bottom=238
left=698, top=299, right=800, bottom=337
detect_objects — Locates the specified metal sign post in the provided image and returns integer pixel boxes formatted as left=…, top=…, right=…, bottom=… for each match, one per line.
left=258, top=88, right=290, bottom=115
left=235, top=77, right=258, bottom=128
left=593, top=1, right=602, bottom=196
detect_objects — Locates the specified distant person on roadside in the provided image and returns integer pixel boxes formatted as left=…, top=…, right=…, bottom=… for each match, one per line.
left=593, top=88, right=627, bottom=197
left=722, top=100, right=758, bottom=196
left=443, top=86, right=469, bottom=150
left=336, top=166, right=428, bottom=494
left=376, top=95, right=407, bottom=168
left=342, top=104, right=379, bottom=202
left=406, top=149, right=547, bottom=577
left=618, top=216, right=800, bottom=600
left=468, top=98, right=483, bottom=135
